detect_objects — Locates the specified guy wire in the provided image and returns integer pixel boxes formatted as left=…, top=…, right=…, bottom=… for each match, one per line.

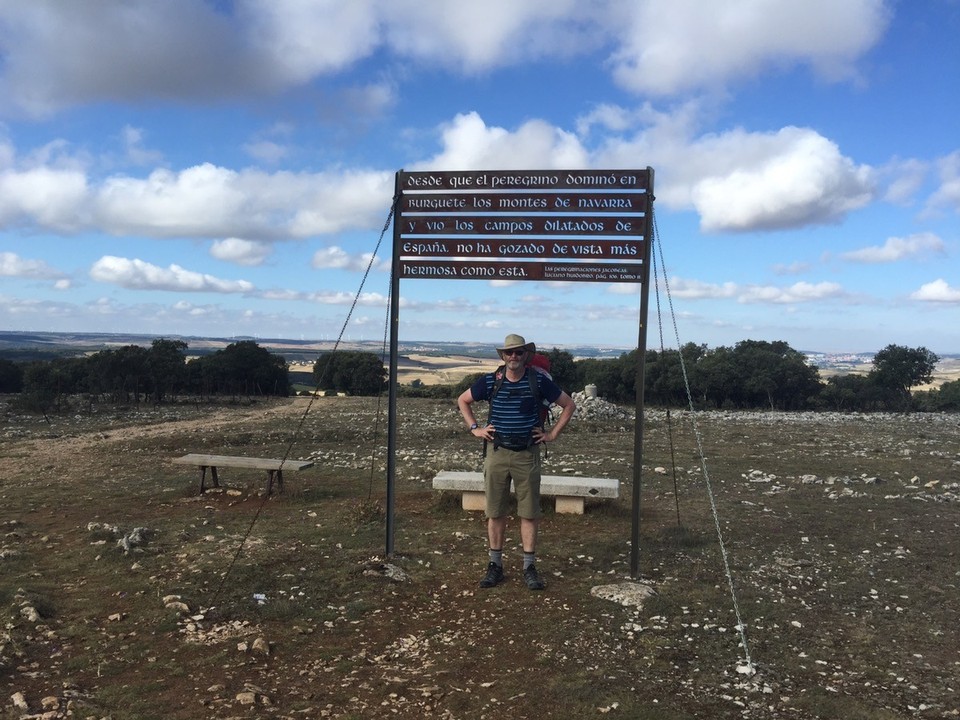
left=210, top=193, right=400, bottom=605
left=652, top=208, right=755, bottom=672
left=650, top=231, right=683, bottom=527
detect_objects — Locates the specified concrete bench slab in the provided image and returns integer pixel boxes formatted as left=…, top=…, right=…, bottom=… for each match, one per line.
left=432, top=470, right=619, bottom=515
left=173, top=453, right=314, bottom=495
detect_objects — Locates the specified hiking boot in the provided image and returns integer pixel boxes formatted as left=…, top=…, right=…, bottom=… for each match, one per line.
left=479, top=562, right=504, bottom=588
left=523, top=564, right=546, bottom=591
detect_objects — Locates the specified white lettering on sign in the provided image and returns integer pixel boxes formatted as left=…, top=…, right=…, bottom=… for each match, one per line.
left=401, top=242, right=449, bottom=254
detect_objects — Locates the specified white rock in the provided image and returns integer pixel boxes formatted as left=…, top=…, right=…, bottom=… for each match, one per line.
left=590, top=582, right=657, bottom=608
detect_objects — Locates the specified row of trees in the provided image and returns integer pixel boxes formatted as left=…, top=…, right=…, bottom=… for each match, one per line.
left=3, top=338, right=955, bottom=414
left=571, top=341, right=951, bottom=412
left=442, top=341, right=951, bottom=412
left=3, top=339, right=290, bottom=413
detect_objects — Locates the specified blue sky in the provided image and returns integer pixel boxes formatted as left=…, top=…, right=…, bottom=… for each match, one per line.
left=0, top=0, right=958, bottom=354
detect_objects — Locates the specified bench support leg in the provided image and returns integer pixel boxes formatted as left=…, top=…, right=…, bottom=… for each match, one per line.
left=265, top=469, right=284, bottom=496
left=198, top=466, right=220, bottom=495
left=555, top=497, right=585, bottom=514
left=461, top=491, right=486, bottom=512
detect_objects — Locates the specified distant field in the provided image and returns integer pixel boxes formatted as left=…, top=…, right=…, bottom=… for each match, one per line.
left=289, top=354, right=499, bottom=391
left=818, top=357, right=960, bottom=390
left=395, top=353, right=499, bottom=386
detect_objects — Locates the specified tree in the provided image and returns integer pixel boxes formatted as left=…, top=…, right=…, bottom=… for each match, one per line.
left=147, top=338, right=188, bottom=403
left=543, top=348, right=576, bottom=392
left=313, top=351, right=386, bottom=396
left=869, top=344, right=939, bottom=395
left=732, top=340, right=822, bottom=410
left=932, top=379, right=960, bottom=411
left=817, top=374, right=870, bottom=411
left=0, top=358, right=24, bottom=392
left=696, top=346, right=739, bottom=408
left=220, top=341, right=289, bottom=396
left=867, top=344, right=939, bottom=410
left=19, top=361, right=60, bottom=416
left=645, top=343, right=708, bottom=407
left=576, top=356, right=632, bottom=402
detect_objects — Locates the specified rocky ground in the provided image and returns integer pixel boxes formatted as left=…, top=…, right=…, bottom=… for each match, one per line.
left=1, top=395, right=959, bottom=719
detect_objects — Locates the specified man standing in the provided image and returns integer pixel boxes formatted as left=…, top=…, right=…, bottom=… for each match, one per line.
left=457, top=334, right=576, bottom=590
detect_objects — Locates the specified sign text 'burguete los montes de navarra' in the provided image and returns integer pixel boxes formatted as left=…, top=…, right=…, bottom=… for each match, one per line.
left=395, top=169, right=652, bottom=283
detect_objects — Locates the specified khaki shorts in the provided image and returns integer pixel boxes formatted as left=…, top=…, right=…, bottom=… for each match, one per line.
left=484, top=444, right=542, bottom=520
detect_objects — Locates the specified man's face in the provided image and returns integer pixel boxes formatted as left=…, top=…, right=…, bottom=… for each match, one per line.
left=502, top=348, right=526, bottom=369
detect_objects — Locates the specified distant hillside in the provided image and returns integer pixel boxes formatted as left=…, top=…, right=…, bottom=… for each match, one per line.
left=0, top=331, right=633, bottom=362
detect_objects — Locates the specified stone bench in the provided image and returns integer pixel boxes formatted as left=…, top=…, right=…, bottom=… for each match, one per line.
left=432, top=470, right=619, bottom=514
left=173, top=454, right=314, bottom=495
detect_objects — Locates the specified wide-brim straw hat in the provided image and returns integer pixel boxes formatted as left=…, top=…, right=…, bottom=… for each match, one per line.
left=497, top=333, right=536, bottom=358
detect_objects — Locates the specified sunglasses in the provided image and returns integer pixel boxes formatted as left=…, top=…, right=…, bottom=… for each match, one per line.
left=503, top=349, right=526, bottom=357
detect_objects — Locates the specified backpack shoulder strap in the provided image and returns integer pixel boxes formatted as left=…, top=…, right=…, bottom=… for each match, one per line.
left=527, top=367, right=541, bottom=405
left=490, top=365, right=507, bottom=400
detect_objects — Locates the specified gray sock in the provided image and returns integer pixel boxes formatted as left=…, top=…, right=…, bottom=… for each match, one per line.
left=523, top=551, right=535, bottom=570
left=489, top=548, right=503, bottom=566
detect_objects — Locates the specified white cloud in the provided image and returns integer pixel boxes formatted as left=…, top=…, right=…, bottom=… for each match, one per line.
left=772, top=261, right=812, bottom=276
left=0, top=107, right=878, bottom=242
left=241, top=0, right=381, bottom=82
left=95, top=164, right=259, bottom=238
left=910, top=279, right=960, bottom=303
left=289, top=170, right=395, bottom=235
left=121, top=125, right=164, bottom=166
left=416, top=112, right=589, bottom=171
left=0, top=166, right=89, bottom=230
left=880, top=157, right=927, bottom=204
left=925, top=150, right=960, bottom=215
left=0, top=0, right=265, bottom=117
left=738, top=281, right=846, bottom=304
left=0, top=0, right=889, bottom=118
left=0, top=251, right=64, bottom=279
left=668, top=276, right=847, bottom=305
left=689, top=128, right=874, bottom=232
left=243, top=140, right=289, bottom=164
left=668, top=277, right=739, bottom=299
left=89, top=256, right=254, bottom=293
left=312, top=247, right=352, bottom=269
left=607, top=0, right=890, bottom=95
left=303, top=290, right=389, bottom=307
left=312, top=246, right=389, bottom=272
left=94, top=164, right=393, bottom=239
left=380, top=0, right=594, bottom=72
left=592, top=107, right=875, bottom=231
left=211, top=238, right=272, bottom=266
left=841, top=232, right=945, bottom=263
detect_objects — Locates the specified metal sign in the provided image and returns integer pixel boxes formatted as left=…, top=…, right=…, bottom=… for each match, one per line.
left=386, top=168, right=655, bottom=580
left=395, top=169, right=651, bottom=282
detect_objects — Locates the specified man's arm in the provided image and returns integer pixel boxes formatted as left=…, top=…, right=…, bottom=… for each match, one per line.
left=457, top=388, right=493, bottom=440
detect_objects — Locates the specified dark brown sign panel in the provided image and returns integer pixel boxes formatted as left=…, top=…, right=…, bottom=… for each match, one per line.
left=398, top=259, right=644, bottom=283
left=402, top=169, right=650, bottom=191
left=396, top=167, right=652, bottom=277
left=402, top=192, right=647, bottom=214
left=401, top=215, right=644, bottom=236
left=399, top=238, right=644, bottom=260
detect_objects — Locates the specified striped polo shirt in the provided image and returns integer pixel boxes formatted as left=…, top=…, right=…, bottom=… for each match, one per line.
left=471, top=368, right=562, bottom=435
